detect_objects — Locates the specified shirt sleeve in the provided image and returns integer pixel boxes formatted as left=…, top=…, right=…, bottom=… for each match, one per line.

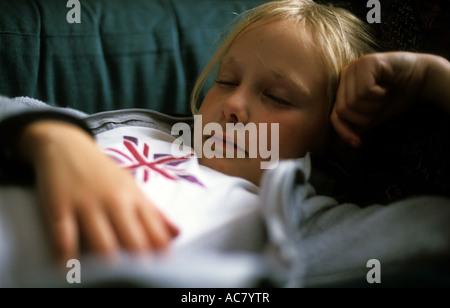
left=0, top=95, right=93, bottom=184
left=260, top=158, right=450, bottom=287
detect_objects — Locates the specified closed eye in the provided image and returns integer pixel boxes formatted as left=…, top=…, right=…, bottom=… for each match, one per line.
left=215, top=79, right=238, bottom=87
left=266, top=94, right=292, bottom=106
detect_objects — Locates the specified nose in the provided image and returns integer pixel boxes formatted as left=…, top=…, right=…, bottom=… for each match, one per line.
left=222, top=88, right=250, bottom=124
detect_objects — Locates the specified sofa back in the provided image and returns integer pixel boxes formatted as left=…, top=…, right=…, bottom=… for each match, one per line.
left=0, top=0, right=265, bottom=115
left=2, top=0, right=448, bottom=116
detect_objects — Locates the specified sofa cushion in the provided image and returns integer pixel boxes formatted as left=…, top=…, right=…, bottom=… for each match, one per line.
left=0, top=0, right=265, bottom=115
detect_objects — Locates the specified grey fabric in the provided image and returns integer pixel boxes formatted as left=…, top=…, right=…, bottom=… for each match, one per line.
left=0, top=97, right=273, bottom=288
left=0, top=95, right=88, bottom=120
left=85, top=108, right=193, bottom=136
left=261, top=159, right=450, bottom=287
left=0, top=96, right=93, bottom=183
left=1, top=97, right=450, bottom=287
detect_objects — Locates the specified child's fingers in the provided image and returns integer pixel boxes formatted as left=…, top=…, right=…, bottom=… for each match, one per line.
left=338, top=63, right=356, bottom=112
left=47, top=205, right=79, bottom=264
left=352, top=84, right=389, bottom=113
left=108, top=200, right=149, bottom=253
left=333, top=99, right=379, bottom=127
left=78, top=203, right=119, bottom=258
left=330, top=110, right=362, bottom=148
left=162, top=212, right=180, bottom=238
left=340, top=61, right=389, bottom=114
left=334, top=65, right=371, bottom=133
left=138, top=202, right=178, bottom=251
left=333, top=55, right=392, bottom=145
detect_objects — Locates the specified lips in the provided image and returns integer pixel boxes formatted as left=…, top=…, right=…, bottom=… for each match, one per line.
left=207, top=131, right=248, bottom=156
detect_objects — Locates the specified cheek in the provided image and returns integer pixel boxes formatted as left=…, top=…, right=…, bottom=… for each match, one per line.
left=198, top=88, right=221, bottom=116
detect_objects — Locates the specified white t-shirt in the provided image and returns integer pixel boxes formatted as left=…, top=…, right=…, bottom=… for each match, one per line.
left=0, top=125, right=266, bottom=287
left=96, top=126, right=266, bottom=253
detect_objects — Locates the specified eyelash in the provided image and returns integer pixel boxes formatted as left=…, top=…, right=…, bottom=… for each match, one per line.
left=215, top=80, right=292, bottom=106
left=266, top=94, right=291, bottom=106
left=215, top=79, right=238, bottom=87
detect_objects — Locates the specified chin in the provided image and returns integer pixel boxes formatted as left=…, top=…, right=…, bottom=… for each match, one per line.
left=199, top=157, right=262, bottom=186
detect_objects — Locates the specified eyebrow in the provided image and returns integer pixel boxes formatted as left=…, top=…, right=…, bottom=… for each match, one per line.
left=270, top=69, right=311, bottom=98
left=220, top=56, right=311, bottom=97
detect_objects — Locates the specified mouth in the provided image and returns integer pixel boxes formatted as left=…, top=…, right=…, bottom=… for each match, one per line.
left=207, top=132, right=248, bottom=157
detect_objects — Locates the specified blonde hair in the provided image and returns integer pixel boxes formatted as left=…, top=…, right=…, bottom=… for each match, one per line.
left=190, top=0, right=377, bottom=115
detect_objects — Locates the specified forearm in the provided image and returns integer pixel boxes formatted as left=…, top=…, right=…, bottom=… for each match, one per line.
left=18, top=120, right=178, bottom=261
left=420, top=54, right=450, bottom=114
left=18, top=121, right=96, bottom=167
left=0, top=97, right=93, bottom=183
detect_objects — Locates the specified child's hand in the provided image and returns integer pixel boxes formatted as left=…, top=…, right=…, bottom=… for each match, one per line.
left=19, top=121, right=179, bottom=264
left=331, top=52, right=432, bottom=148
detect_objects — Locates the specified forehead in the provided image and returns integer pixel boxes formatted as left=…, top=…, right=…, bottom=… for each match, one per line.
left=228, top=18, right=319, bottom=59
left=222, top=19, right=328, bottom=99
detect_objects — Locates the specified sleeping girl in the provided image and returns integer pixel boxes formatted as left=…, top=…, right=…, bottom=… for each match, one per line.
left=0, top=0, right=449, bottom=287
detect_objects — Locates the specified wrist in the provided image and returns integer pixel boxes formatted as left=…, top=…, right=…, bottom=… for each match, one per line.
left=19, top=121, right=94, bottom=165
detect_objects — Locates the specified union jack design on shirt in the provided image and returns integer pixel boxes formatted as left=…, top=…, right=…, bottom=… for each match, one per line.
left=104, top=136, right=204, bottom=187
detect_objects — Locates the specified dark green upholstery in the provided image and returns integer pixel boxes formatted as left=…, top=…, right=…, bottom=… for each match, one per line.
left=3, top=0, right=448, bottom=116
left=0, top=0, right=265, bottom=115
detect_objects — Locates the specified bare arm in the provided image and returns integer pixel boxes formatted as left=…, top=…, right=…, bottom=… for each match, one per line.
left=18, top=121, right=179, bottom=263
left=331, top=52, right=450, bottom=147
left=420, top=54, right=450, bottom=114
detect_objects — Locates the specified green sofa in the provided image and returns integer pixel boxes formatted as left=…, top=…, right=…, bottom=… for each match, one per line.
left=0, top=0, right=266, bottom=116
left=2, top=0, right=448, bottom=117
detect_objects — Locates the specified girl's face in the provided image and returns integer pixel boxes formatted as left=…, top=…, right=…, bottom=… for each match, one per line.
left=197, top=19, right=330, bottom=185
